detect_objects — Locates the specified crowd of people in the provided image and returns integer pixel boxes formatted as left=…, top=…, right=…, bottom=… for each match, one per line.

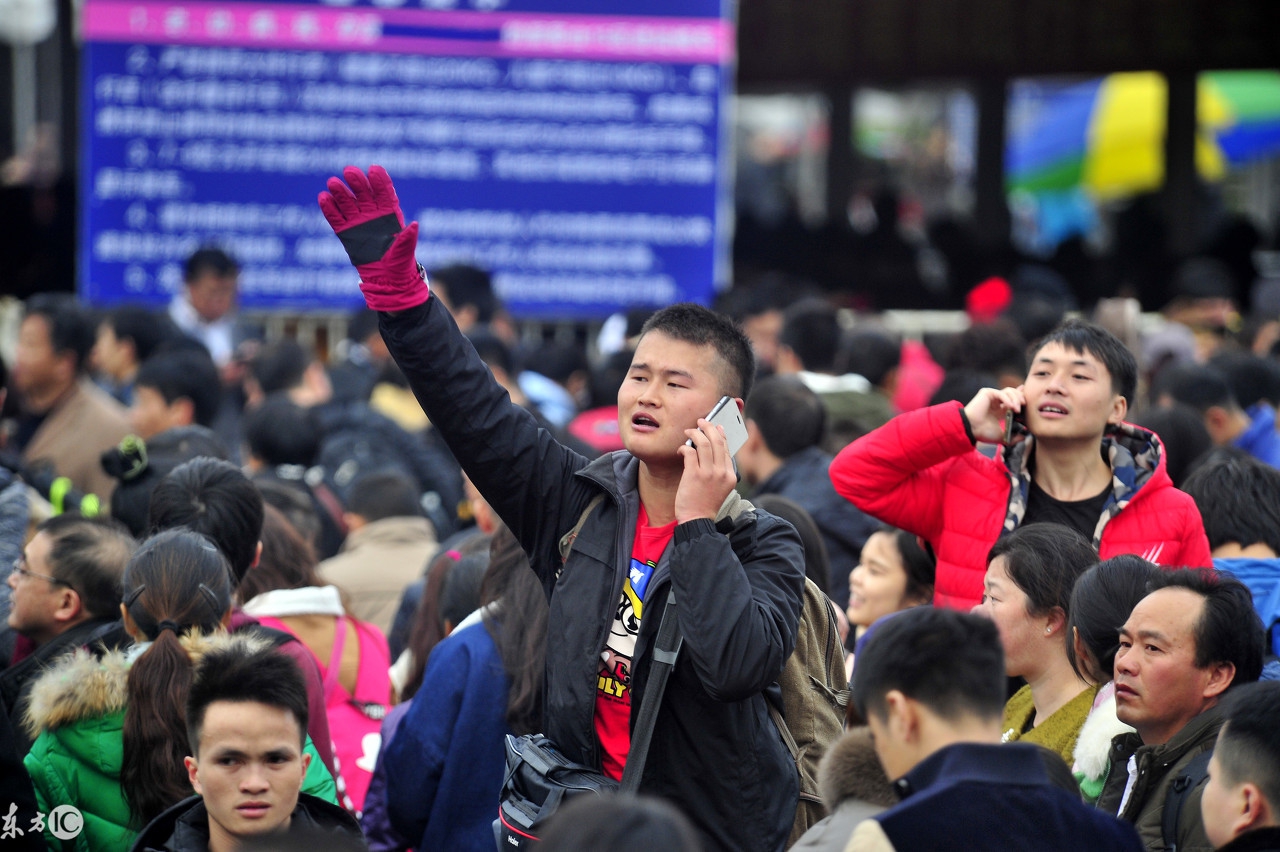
left=0, top=163, right=1277, bottom=852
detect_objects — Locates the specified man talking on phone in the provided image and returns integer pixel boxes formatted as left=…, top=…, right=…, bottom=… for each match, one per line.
left=318, top=167, right=804, bottom=852
left=831, top=318, right=1211, bottom=611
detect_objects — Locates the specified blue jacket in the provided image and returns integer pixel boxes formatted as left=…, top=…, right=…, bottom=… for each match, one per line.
left=1215, top=557, right=1280, bottom=656
left=383, top=623, right=510, bottom=852
left=754, top=445, right=879, bottom=608
left=1235, top=404, right=1280, bottom=469
left=848, top=743, right=1142, bottom=852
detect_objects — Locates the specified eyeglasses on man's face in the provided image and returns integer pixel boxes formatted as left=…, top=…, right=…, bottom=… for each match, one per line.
left=11, top=555, right=70, bottom=588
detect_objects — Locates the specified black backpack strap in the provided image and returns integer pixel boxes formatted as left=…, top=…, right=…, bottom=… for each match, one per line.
left=619, top=591, right=683, bottom=793
left=558, top=492, right=607, bottom=563
left=1163, top=750, right=1211, bottom=852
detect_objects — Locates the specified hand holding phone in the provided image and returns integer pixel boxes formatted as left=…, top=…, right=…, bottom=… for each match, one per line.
left=963, top=386, right=1025, bottom=444
left=1002, top=410, right=1026, bottom=445
left=687, top=396, right=749, bottom=457
left=675, top=396, right=746, bottom=524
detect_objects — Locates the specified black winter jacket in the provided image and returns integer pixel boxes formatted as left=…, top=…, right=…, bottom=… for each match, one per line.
left=129, top=793, right=365, bottom=851
left=380, top=298, right=805, bottom=852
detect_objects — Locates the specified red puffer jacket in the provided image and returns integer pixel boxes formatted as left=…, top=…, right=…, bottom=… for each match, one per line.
left=829, top=401, right=1212, bottom=610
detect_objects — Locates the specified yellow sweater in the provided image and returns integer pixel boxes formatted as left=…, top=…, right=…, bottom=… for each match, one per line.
left=1001, top=683, right=1099, bottom=766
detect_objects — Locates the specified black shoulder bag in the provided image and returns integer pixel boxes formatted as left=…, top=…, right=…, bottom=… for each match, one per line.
left=493, top=590, right=684, bottom=850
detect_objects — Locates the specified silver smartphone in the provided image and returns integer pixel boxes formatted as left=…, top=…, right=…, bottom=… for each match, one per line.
left=687, top=395, right=749, bottom=456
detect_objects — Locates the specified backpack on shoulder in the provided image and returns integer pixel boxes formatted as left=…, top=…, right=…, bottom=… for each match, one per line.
left=558, top=491, right=849, bottom=843
left=1162, top=749, right=1211, bottom=852
left=771, top=576, right=850, bottom=844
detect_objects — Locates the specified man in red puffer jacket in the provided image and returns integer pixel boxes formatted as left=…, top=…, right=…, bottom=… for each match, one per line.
left=831, top=318, right=1211, bottom=611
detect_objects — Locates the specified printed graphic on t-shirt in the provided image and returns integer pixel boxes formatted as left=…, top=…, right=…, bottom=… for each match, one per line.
left=595, top=509, right=674, bottom=781
left=598, top=558, right=653, bottom=704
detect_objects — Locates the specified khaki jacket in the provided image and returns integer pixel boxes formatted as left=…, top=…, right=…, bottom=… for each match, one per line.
left=22, top=378, right=131, bottom=502
left=318, top=515, right=438, bottom=635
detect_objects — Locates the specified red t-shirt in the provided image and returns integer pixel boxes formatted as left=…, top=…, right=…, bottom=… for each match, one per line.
left=594, top=504, right=676, bottom=780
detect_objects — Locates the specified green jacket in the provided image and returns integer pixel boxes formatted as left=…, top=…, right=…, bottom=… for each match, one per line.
left=21, top=633, right=337, bottom=852
left=1096, top=704, right=1222, bottom=852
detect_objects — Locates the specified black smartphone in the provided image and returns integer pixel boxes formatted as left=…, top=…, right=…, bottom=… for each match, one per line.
left=1002, top=409, right=1026, bottom=444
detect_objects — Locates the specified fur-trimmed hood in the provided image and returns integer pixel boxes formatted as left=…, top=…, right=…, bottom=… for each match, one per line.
left=817, top=727, right=897, bottom=811
left=1072, top=683, right=1134, bottom=782
left=23, top=630, right=267, bottom=739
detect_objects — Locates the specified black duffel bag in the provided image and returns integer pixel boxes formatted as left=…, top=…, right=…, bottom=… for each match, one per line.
left=493, top=591, right=683, bottom=850
left=495, top=734, right=617, bottom=848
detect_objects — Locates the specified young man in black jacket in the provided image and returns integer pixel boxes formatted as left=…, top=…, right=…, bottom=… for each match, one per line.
left=132, top=642, right=363, bottom=852
left=319, top=165, right=805, bottom=852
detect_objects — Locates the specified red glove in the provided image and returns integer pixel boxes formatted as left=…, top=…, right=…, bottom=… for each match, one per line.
left=318, top=165, right=428, bottom=312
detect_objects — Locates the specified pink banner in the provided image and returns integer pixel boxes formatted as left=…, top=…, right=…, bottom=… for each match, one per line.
left=82, top=1, right=734, bottom=62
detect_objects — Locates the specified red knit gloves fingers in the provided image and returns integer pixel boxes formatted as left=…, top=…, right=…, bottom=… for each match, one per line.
left=318, top=165, right=428, bottom=312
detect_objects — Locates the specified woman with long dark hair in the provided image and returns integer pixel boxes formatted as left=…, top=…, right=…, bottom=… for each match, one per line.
left=22, top=529, right=335, bottom=851
left=381, top=525, right=549, bottom=852
left=978, top=523, right=1100, bottom=765
left=23, top=529, right=231, bottom=850
left=1066, top=554, right=1162, bottom=802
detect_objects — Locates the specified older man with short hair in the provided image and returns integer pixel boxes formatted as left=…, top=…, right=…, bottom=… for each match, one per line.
left=0, top=515, right=135, bottom=754
left=1098, top=569, right=1267, bottom=852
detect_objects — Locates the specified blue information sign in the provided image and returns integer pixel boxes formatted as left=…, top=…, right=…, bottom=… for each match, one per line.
left=79, top=0, right=734, bottom=318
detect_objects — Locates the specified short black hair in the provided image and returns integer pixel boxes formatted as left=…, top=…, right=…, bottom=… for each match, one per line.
left=244, top=395, right=320, bottom=468
left=429, top=263, right=497, bottom=322
left=1031, top=318, right=1138, bottom=405
left=249, top=340, right=311, bottom=396
left=527, top=341, right=589, bottom=386
left=1182, top=449, right=1280, bottom=555
left=1208, top=350, right=1280, bottom=411
left=347, top=471, right=421, bottom=522
left=746, top=374, right=825, bottom=458
left=929, top=369, right=999, bottom=407
left=148, top=457, right=265, bottom=584
left=538, top=793, right=702, bottom=852
left=639, top=303, right=756, bottom=401
left=851, top=606, right=1006, bottom=725
left=843, top=328, right=901, bottom=387
left=1214, top=681, right=1280, bottom=809
left=986, top=524, right=1099, bottom=618
left=135, top=349, right=222, bottom=428
left=103, top=305, right=177, bottom=364
left=1132, top=403, right=1213, bottom=488
left=184, top=247, right=238, bottom=282
left=943, top=320, right=1027, bottom=378
left=346, top=307, right=380, bottom=344
left=1148, top=568, right=1265, bottom=688
left=1158, top=363, right=1238, bottom=413
left=25, top=293, right=96, bottom=374
left=440, top=552, right=487, bottom=629
left=778, top=298, right=842, bottom=374
left=1066, top=555, right=1161, bottom=681
left=713, top=274, right=807, bottom=323
left=186, top=642, right=309, bottom=753
left=36, top=514, right=137, bottom=620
